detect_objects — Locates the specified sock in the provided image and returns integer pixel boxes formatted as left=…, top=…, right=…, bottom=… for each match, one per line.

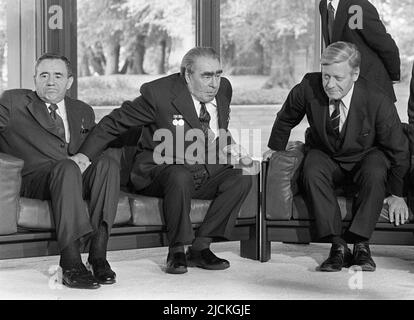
left=169, top=243, right=185, bottom=255
left=329, top=235, right=348, bottom=248
left=59, top=240, right=82, bottom=270
left=344, top=231, right=368, bottom=244
left=88, top=222, right=109, bottom=262
left=191, top=237, right=212, bottom=251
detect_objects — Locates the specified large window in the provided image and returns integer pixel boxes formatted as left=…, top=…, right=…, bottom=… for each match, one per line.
left=77, top=0, right=196, bottom=110
left=0, top=0, right=7, bottom=93
left=221, top=0, right=318, bottom=155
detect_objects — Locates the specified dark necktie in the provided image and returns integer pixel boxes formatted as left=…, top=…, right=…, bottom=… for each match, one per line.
left=330, top=99, right=341, bottom=135
left=199, top=102, right=213, bottom=142
left=48, top=104, right=66, bottom=141
left=327, top=0, right=335, bottom=43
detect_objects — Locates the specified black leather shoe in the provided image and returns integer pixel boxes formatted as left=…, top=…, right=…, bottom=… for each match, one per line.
left=319, top=243, right=353, bottom=272
left=62, top=264, right=100, bottom=289
left=166, top=252, right=188, bottom=274
left=186, top=248, right=230, bottom=270
left=352, top=242, right=376, bottom=271
left=87, top=259, right=117, bottom=284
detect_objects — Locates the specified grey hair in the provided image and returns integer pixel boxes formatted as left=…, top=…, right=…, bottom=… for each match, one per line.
left=321, top=41, right=361, bottom=69
left=180, top=47, right=220, bottom=77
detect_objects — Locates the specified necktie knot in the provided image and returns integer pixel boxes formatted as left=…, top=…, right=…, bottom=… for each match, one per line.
left=199, top=102, right=211, bottom=124
left=48, top=104, right=59, bottom=120
left=48, top=103, right=66, bottom=141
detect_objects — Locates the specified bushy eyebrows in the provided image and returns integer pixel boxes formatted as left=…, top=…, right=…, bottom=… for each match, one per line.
left=201, top=70, right=223, bottom=76
left=39, top=71, right=64, bottom=76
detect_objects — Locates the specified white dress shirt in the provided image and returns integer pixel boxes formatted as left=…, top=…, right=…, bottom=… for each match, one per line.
left=46, top=100, right=71, bottom=143
left=327, top=0, right=339, bottom=18
left=191, top=96, right=220, bottom=139
left=329, top=84, right=354, bottom=132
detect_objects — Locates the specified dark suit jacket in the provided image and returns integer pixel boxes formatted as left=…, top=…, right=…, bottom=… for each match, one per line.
left=79, top=73, right=233, bottom=191
left=408, top=63, right=414, bottom=124
left=320, top=0, right=400, bottom=101
left=0, top=89, right=95, bottom=176
left=267, top=72, right=409, bottom=196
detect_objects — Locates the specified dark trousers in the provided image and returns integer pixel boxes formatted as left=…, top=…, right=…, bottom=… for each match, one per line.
left=21, top=154, right=120, bottom=251
left=302, top=148, right=389, bottom=240
left=136, top=165, right=252, bottom=246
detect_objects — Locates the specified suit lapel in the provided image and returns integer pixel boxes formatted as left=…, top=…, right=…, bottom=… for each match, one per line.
left=216, top=91, right=230, bottom=130
left=171, top=78, right=203, bottom=132
left=340, top=82, right=367, bottom=152
left=332, top=0, right=349, bottom=42
left=310, top=82, right=336, bottom=153
left=65, top=97, right=82, bottom=149
left=26, top=92, right=64, bottom=141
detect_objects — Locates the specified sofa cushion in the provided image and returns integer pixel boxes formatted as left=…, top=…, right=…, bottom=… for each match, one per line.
left=0, top=153, right=24, bottom=235
left=17, top=192, right=132, bottom=230
left=129, top=194, right=212, bottom=226
left=128, top=174, right=257, bottom=227
left=265, top=141, right=304, bottom=220
left=290, top=194, right=414, bottom=224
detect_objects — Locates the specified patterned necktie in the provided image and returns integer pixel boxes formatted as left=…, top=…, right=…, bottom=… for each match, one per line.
left=199, top=102, right=213, bottom=142
left=48, top=104, right=66, bottom=141
left=330, top=99, right=341, bottom=135
left=327, top=0, right=335, bottom=43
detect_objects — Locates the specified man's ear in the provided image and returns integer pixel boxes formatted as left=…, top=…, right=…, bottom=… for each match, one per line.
left=184, top=70, right=191, bottom=84
left=66, top=76, right=74, bottom=90
left=352, top=67, right=360, bottom=82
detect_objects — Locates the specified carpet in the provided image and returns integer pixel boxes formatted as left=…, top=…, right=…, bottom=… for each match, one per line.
left=0, top=242, right=413, bottom=300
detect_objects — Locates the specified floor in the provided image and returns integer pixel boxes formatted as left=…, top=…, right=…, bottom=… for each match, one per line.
left=1, top=241, right=414, bottom=300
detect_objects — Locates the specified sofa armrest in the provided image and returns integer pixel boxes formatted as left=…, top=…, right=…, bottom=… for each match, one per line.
left=265, top=141, right=305, bottom=220
left=0, top=153, right=24, bottom=235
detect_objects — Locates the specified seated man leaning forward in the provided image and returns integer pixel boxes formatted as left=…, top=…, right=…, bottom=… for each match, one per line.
left=73, top=47, right=253, bottom=275
left=0, top=53, right=120, bottom=289
left=264, top=41, right=410, bottom=272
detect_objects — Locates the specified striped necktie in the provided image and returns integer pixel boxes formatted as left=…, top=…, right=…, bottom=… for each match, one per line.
left=330, top=99, right=341, bottom=135
left=48, top=104, right=66, bottom=141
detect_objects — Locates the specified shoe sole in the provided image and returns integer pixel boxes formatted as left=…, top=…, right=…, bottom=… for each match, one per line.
left=319, top=261, right=352, bottom=272
left=165, top=267, right=188, bottom=275
left=86, top=262, right=117, bottom=284
left=62, top=278, right=101, bottom=290
left=187, top=261, right=230, bottom=270
left=350, top=264, right=376, bottom=272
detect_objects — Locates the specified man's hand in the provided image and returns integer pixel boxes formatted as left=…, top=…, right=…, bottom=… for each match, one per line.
left=69, top=153, right=91, bottom=174
left=223, top=144, right=253, bottom=166
left=384, top=195, right=409, bottom=226
left=263, top=149, right=276, bottom=161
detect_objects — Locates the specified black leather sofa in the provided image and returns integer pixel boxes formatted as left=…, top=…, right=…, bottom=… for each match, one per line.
left=259, top=140, right=414, bottom=262
left=0, top=127, right=260, bottom=261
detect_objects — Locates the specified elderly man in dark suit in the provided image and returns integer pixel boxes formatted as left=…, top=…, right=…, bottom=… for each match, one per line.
left=320, top=0, right=400, bottom=102
left=0, top=53, right=119, bottom=289
left=72, top=47, right=252, bottom=275
left=265, top=42, right=409, bottom=272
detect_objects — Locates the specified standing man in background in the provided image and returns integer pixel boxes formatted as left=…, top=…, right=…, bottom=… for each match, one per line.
left=320, top=0, right=400, bottom=101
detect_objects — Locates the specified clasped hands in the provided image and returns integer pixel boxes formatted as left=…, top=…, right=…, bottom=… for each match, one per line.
left=69, top=153, right=91, bottom=174
left=222, top=144, right=253, bottom=166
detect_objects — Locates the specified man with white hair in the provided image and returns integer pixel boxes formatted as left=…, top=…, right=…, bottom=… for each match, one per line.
left=265, top=41, right=409, bottom=272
